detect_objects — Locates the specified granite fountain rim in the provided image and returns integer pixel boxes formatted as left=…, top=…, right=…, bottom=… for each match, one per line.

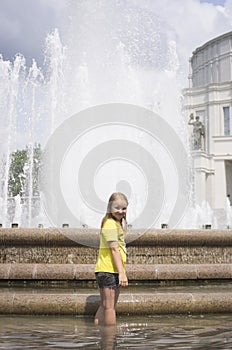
left=1, top=228, right=232, bottom=247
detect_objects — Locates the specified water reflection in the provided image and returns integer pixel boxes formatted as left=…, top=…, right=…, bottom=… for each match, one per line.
left=0, top=314, right=232, bottom=349
left=98, top=325, right=116, bottom=350
left=2, top=280, right=232, bottom=294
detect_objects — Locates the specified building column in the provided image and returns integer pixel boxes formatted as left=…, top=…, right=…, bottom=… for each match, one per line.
left=192, top=151, right=214, bottom=207
left=194, top=168, right=207, bottom=204
left=214, top=159, right=227, bottom=210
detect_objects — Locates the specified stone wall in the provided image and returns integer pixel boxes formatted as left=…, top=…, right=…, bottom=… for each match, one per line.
left=1, top=228, right=232, bottom=265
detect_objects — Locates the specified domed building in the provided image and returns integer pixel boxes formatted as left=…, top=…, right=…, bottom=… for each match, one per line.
left=183, top=31, right=232, bottom=226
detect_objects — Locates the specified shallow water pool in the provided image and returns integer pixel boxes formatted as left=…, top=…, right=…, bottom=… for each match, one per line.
left=0, top=314, right=232, bottom=349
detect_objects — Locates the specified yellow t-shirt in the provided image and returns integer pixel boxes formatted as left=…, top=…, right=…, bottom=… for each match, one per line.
left=95, top=218, right=127, bottom=273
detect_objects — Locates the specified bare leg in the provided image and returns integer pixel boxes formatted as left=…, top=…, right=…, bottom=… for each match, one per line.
left=94, top=288, right=105, bottom=325
left=114, top=287, right=120, bottom=306
left=104, top=287, right=117, bottom=325
left=95, top=287, right=120, bottom=326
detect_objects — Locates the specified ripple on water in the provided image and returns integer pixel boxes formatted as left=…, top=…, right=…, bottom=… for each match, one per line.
left=0, top=315, right=232, bottom=349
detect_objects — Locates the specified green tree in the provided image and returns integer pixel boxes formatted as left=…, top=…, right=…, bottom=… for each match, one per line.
left=8, top=144, right=42, bottom=197
left=31, top=143, right=42, bottom=196
left=8, top=149, right=27, bottom=197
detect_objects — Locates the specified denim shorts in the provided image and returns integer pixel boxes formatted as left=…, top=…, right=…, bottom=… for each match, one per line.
left=95, top=272, right=119, bottom=289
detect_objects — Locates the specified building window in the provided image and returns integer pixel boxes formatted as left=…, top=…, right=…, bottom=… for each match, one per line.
left=223, top=107, right=230, bottom=136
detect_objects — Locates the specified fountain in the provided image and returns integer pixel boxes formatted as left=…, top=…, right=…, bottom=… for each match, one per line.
left=0, top=0, right=193, bottom=230
left=1, top=4, right=232, bottom=347
left=226, top=197, right=232, bottom=228
left=0, top=1, right=226, bottom=230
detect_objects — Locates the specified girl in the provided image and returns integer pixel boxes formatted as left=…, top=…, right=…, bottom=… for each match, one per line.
left=94, top=192, right=129, bottom=326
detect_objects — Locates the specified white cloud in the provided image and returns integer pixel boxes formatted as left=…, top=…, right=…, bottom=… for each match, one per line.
left=0, top=0, right=231, bottom=77
left=224, top=0, right=232, bottom=20
left=0, top=0, right=65, bottom=65
left=136, top=0, right=232, bottom=75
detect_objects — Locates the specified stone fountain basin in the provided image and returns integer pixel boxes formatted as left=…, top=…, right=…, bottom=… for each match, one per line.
left=1, top=288, right=232, bottom=315
left=1, top=228, right=232, bottom=315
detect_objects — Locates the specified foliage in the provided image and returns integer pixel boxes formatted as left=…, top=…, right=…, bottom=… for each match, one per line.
left=8, top=144, right=42, bottom=197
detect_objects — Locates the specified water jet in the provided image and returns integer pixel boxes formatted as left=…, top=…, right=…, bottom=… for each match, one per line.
left=0, top=2, right=231, bottom=348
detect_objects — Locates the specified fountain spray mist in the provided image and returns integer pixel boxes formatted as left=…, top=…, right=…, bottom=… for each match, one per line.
left=0, top=0, right=192, bottom=228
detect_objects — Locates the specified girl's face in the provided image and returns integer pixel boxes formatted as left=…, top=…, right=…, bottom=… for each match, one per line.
left=111, top=198, right=128, bottom=221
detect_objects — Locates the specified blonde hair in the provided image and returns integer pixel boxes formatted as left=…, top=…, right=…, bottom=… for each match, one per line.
left=101, top=192, right=128, bottom=229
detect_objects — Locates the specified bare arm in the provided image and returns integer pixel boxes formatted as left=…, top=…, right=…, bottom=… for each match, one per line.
left=108, top=241, right=128, bottom=287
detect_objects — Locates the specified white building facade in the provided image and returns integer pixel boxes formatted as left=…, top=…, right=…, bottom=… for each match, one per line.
left=183, top=31, right=232, bottom=225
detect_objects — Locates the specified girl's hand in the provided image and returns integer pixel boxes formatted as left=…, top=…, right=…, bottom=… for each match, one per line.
left=119, top=272, right=128, bottom=287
